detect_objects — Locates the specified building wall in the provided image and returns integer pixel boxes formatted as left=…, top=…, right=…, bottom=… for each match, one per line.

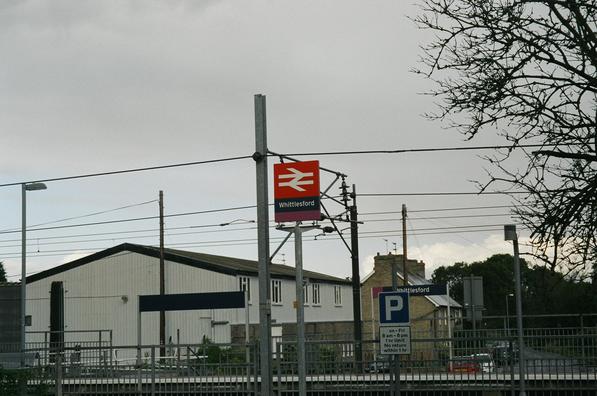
left=361, top=254, right=438, bottom=340
left=27, top=251, right=240, bottom=349
left=26, top=250, right=353, bottom=350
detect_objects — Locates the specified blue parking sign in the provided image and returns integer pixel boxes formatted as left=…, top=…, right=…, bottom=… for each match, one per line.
left=379, top=292, right=410, bottom=325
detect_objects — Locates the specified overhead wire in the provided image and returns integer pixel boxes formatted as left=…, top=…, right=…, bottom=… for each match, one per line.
left=0, top=199, right=158, bottom=233
left=3, top=142, right=575, bottom=190
left=0, top=222, right=526, bottom=256
left=0, top=155, right=253, bottom=188
left=0, top=204, right=257, bottom=235
left=359, top=191, right=526, bottom=196
left=0, top=226, right=523, bottom=261
left=276, top=143, right=561, bottom=157
left=361, top=213, right=513, bottom=222
left=360, top=205, right=513, bottom=215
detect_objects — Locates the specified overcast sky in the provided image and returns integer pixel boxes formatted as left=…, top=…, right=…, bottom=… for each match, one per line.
left=0, top=0, right=523, bottom=283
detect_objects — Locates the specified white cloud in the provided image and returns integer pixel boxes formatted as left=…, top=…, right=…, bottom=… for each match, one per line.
left=410, top=233, right=525, bottom=278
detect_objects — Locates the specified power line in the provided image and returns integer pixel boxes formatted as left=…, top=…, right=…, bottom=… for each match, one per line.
left=357, top=223, right=523, bottom=236
left=0, top=195, right=346, bottom=236
left=0, top=207, right=517, bottom=245
left=361, top=213, right=513, bottom=222
left=0, top=205, right=257, bottom=235
left=0, top=226, right=261, bottom=248
left=1, top=226, right=520, bottom=262
left=0, top=155, right=253, bottom=188
left=277, top=144, right=555, bottom=157
left=1, top=143, right=568, bottom=189
left=0, top=222, right=525, bottom=256
left=360, top=205, right=513, bottom=215
left=0, top=199, right=158, bottom=233
left=359, top=192, right=525, bottom=197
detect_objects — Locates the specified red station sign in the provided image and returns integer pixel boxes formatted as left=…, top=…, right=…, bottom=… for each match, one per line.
left=273, top=160, right=321, bottom=222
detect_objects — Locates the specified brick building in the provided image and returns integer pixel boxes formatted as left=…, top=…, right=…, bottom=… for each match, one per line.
left=361, top=253, right=462, bottom=359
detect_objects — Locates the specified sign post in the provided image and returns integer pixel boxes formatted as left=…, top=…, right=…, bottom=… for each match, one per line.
left=379, top=291, right=411, bottom=396
left=274, top=160, right=321, bottom=396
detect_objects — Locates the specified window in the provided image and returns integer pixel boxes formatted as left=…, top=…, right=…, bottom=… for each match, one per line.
left=272, top=280, right=282, bottom=304
left=334, top=285, right=342, bottom=306
left=303, top=284, right=309, bottom=304
left=312, top=284, right=320, bottom=305
left=239, top=276, right=251, bottom=302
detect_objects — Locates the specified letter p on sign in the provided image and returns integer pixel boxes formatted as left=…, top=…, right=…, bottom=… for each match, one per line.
left=379, top=292, right=410, bottom=326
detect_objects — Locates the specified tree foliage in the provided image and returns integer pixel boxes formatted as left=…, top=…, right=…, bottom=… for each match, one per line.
left=0, top=261, right=6, bottom=283
left=432, top=254, right=597, bottom=322
left=414, top=0, right=597, bottom=278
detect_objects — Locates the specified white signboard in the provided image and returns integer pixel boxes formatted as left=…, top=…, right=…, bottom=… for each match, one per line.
left=380, top=325, right=411, bottom=355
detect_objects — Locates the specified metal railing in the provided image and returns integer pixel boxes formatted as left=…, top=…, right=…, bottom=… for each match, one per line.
left=1, top=328, right=596, bottom=395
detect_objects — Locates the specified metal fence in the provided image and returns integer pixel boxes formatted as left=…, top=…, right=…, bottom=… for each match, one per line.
left=1, top=328, right=596, bottom=395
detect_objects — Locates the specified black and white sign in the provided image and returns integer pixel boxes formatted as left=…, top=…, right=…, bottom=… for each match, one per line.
left=380, top=326, right=411, bottom=355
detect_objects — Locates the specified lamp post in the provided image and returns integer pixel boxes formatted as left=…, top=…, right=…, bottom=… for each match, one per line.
left=504, top=224, right=526, bottom=396
left=21, top=182, right=47, bottom=367
left=505, top=293, right=514, bottom=336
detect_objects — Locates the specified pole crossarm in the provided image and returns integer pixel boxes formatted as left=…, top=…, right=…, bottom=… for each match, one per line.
left=320, top=202, right=352, bottom=254
left=320, top=174, right=341, bottom=198
left=270, top=231, right=293, bottom=262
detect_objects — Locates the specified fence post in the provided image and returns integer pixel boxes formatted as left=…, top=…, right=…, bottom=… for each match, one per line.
left=254, top=342, right=259, bottom=394
left=276, top=341, right=282, bottom=395
left=151, top=346, right=156, bottom=396
left=580, top=314, right=586, bottom=364
left=55, top=352, right=63, bottom=396
left=109, top=330, right=113, bottom=376
left=509, top=339, right=515, bottom=396
left=44, top=332, right=48, bottom=367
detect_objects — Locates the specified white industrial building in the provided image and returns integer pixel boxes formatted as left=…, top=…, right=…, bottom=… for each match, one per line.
left=26, top=243, right=354, bottom=349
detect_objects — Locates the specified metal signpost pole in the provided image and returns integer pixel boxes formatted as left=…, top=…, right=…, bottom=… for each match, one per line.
left=254, top=94, right=273, bottom=395
left=446, top=283, right=453, bottom=369
left=294, top=224, right=307, bottom=396
left=390, top=259, right=400, bottom=396
left=505, top=225, right=526, bottom=396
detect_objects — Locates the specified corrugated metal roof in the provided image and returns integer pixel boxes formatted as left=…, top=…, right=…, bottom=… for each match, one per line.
left=398, top=271, right=462, bottom=308
left=361, top=268, right=461, bottom=308
left=27, top=243, right=351, bottom=285
left=143, top=245, right=350, bottom=284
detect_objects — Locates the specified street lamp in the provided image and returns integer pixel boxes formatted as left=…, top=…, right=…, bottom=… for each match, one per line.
left=505, top=293, right=514, bottom=336
left=21, top=182, right=47, bottom=367
left=504, top=224, right=526, bottom=396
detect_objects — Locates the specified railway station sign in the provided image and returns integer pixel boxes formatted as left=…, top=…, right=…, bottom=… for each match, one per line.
left=372, top=284, right=447, bottom=298
left=274, top=160, right=320, bottom=222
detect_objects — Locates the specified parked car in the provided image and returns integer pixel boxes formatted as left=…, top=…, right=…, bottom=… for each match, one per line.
left=449, top=354, right=494, bottom=373
left=470, top=353, right=495, bottom=373
left=366, top=356, right=391, bottom=373
left=448, top=356, right=480, bottom=373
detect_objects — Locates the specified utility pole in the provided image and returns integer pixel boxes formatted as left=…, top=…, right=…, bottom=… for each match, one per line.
left=159, top=190, right=165, bottom=358
left=401, top=204, right=408, bottom=285
left=348, top=184, right=363, bottom=366
left=253, top=94, right=273, bottom=395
